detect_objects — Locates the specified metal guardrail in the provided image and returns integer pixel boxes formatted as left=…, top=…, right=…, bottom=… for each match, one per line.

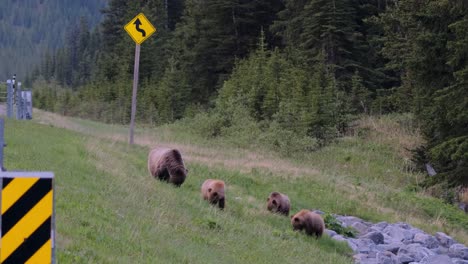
left=2, top=79, right=32, bottom=120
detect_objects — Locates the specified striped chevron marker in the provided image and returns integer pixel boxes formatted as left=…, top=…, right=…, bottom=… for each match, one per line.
left=0, top=172, right=54, bottom=264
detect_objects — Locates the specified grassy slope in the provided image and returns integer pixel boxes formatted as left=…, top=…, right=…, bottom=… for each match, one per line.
left=4, top=111, right=468, bottom=263
left=4, top=119, right=351, bottom=263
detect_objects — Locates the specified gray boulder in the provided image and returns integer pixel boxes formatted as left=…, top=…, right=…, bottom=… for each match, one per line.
left=431, top=246, right=449, bottom=255
left=397, top=243, right=436, bottom=262
left=347, top=239, right=359, bottom=252
left=435, top=232, right=456, bottom=248
left=358, top=258, right=379, bottom=264
left=325, top=229, right=337, bottom=237
left=413, top=233, right=440, bottom=249
left=337, top=216, right=363, bottom=227
left=375, top=221, right=389, bottom=230
left=349, top=238, right=376, bottom=253
left=353, top=253, right=369, bottom=263
left=419, top=254, right=452, bottom=264
left=376, top=242, right=404, bottom=254
left=398, top=253, right=416, bottom=264
left=361, top=231, right=385, bottom=245
left=332, top=234, right=346, bottom=242
left=396, top=222, right=412, bottom=229
left=452, top=258, right=468, bottom=264
left=383, top=225, right=414, bottom=242
left=352, top=222, right=370, bottom=235
left=376, top=251, right=399, bottom=264
left=449, top=244, right=468, bottom=260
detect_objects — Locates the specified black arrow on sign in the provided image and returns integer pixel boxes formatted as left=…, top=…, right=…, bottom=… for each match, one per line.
left=134, top=18, right=146, bottom=37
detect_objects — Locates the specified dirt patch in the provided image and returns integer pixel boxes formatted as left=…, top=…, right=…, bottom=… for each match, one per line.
left=35, top=110, right=320, bottom=179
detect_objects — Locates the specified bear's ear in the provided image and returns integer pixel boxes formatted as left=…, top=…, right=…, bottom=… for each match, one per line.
left=208, top=188, right=212, bottom=193
left=267, top=197, right=270, bottom=202
left=272, top=200, right=277, bottom=205
left=293, top=217, right=300, bottom=222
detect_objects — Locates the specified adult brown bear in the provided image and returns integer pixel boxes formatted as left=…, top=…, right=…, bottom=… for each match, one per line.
left=201, top=179, right=225, bottom=209
left=291, top=209, right=325, bottom=238
left=148, top=147, right=188, bottom=187
left=266, top=192, right=290, bottom=216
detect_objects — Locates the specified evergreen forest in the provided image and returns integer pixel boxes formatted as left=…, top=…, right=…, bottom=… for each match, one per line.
left=22, top=0, right=468, bottom=198
left=0, top=0, right=107, bottom=78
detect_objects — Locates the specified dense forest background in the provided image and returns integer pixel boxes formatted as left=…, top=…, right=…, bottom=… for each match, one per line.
left=18, top=0, right=468, bottom=194
left=0, top=0, right=107, bottom=78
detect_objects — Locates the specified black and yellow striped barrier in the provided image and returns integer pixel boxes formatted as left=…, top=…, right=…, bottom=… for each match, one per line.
left=0, top=172, right=55, bottom=264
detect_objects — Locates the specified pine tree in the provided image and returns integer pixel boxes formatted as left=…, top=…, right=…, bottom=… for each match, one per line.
left=377, top=0, right=467, bottom=186
left=350, top=70, right=371, bottom=114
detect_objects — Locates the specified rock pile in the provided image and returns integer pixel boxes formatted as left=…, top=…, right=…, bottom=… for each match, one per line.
left=325, top=214, right=468, bottom=264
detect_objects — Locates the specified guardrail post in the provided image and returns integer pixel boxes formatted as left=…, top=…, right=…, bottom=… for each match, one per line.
left=6, top=80, right=13, bottom=118
left=16, top=82, right=22, bottom=120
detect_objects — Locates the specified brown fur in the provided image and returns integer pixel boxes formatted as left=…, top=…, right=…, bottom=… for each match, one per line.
left=201, top=179, right=225, bottom=209
left=148, top=147, right=188, bottom=187
left=291, top=209, right=325, bottom=238
left=267, top=192, right=290, bottom=216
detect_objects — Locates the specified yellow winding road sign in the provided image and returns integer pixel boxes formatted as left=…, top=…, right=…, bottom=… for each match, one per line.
left=124, top=13, right=157, bottom=45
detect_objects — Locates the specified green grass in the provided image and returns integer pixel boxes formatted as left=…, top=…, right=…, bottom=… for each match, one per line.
left=10, top=110, right=468, bottom=263
left=4, top=119, right=352, bottom=263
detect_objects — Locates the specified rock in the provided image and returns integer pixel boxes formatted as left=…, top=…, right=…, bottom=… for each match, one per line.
left=431, top=246, right=449, bottom=255
left=419, top=254, right=452, bottom=264
left=375, top=221, right=389, bottom=229
left=361, top=231, right=384, bottom=245
left=376, top=251, right=399, bottom=264
left=383, top=225, right=414, bottom=242
left=382, top=233, right=394, bottom=244
left=346, top=239, right=359, bottom=252
left=458, top=203, right=468, bottom=213
left=337, top=216, right=371, bottom=231
left=403, top=238, right=414, bottom=245
left=337, top=216, right=363, bottom=227
left=332, top=234, right=346, bottom=242
left=425, top=163, right=437, bottom=176
left=409, top=227, right=425, bottom=237
left=353, top=253, right=368, bottom=263
left=398, top=254, right=415, bottom=264
left=325, top=229, right=337, bottom=237
left=358, top=257, right=379, bottom=264
left=397, top=243, right=436, bottom=262
left=321, top=212, right=466, bottom=264
left=367, top=251, right=377, bottom=258
left=376, top=243, right=404, bottom=254
left=351, top=222, right=369, bottom=235
left=435, top=232, right=456, bottom=248
left=452, top=258, right=468, bottom=264
left=349, top=238, right=376, bottom=253
left=368, top=226, right=384, bottom=233
left=352, top=222, right=370, bottom=235
left=413, top=233, right=439, bottom=249
left=449, top=244, right=468, bottom=260
left=396, top=222, right=412, bottom=229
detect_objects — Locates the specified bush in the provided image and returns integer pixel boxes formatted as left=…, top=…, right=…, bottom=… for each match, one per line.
left=259, top=121, right=318, bottom=156
left=323, top=213, right=357, bottom=238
